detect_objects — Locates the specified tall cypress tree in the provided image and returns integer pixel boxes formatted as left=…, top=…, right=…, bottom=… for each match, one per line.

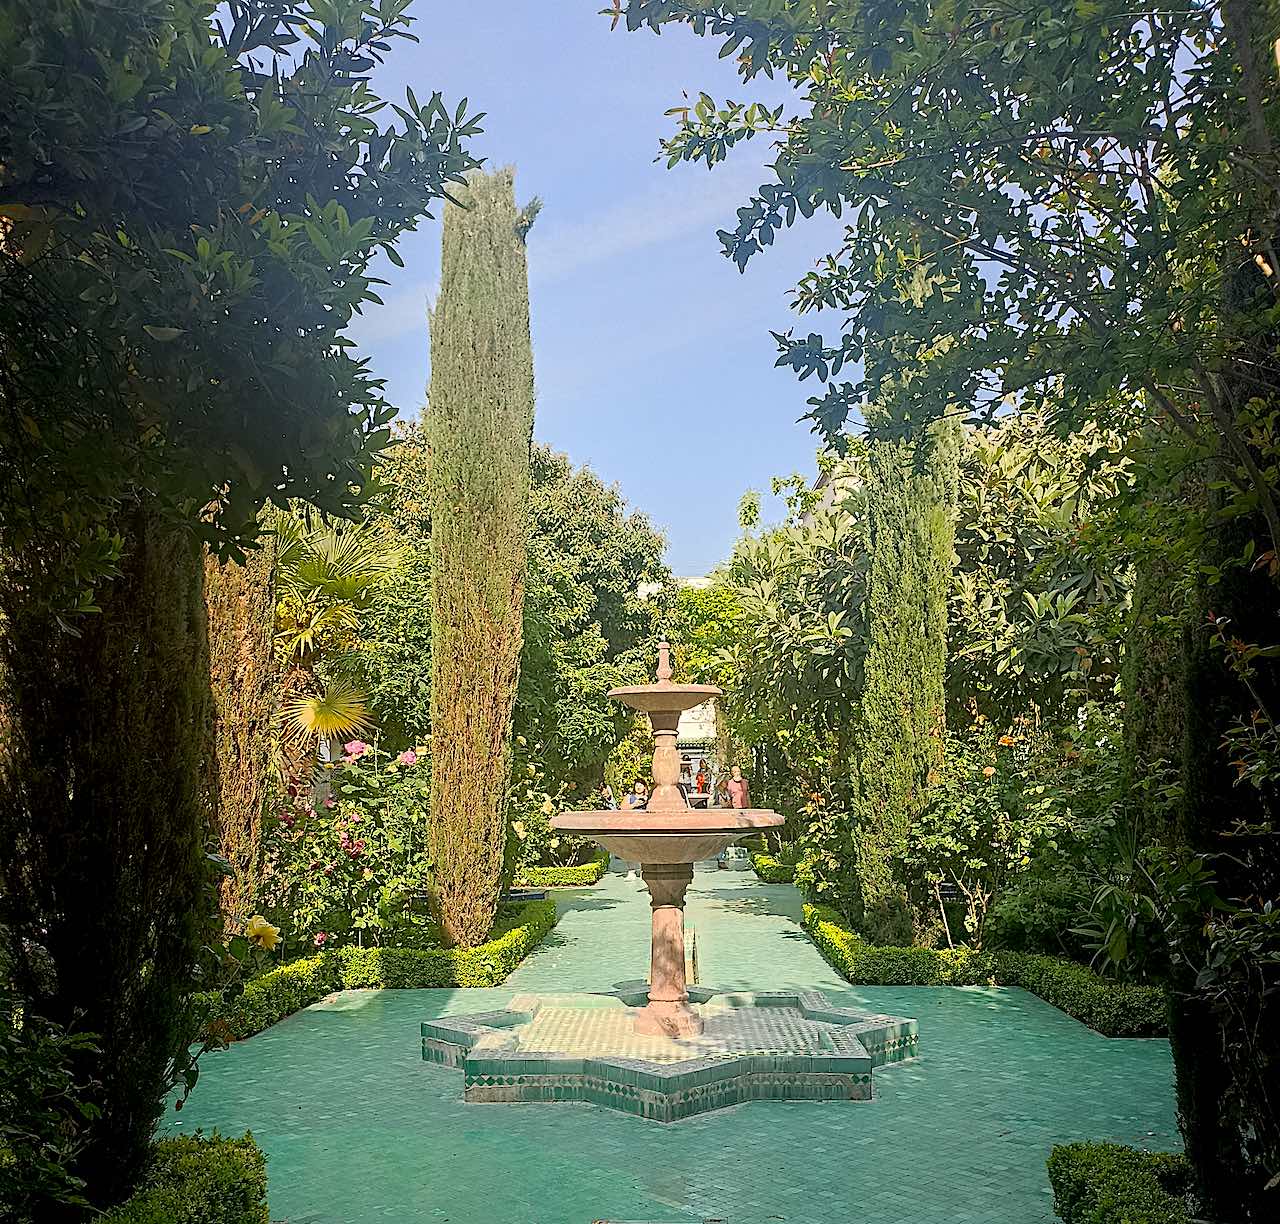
left=426, top=169, right=537, bottom=947
left=204, top=536, right=279, bottom=934
left=850, top=414, right=959, bottom=943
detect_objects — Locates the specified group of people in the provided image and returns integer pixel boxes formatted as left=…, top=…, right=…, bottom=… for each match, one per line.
left=598, top=766, right=750, bottom=811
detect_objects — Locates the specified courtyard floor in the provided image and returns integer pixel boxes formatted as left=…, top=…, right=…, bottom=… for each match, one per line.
left=170, top=867, right=1179, bottom=1224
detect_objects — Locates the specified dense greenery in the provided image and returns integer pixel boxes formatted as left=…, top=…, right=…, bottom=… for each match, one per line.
left=0, top=1, right=479, bottom=1213
left=1047, top=1143, right=1192, bottom=1224
left=624, top=3, right=1280, bottom=1212
left=517, top=855, right=610, bottom=889
left=426, top=168, right=537, bottom=947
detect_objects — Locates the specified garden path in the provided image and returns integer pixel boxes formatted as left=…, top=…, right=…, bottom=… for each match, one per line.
left=171, top=866, right=1179, bottom=1224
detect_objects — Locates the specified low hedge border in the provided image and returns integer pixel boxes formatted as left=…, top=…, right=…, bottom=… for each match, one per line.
left=102, top=1133, right=268, bottom=1224
left=749, top=852, right=795, bottom=883
left=1047, top=1142, right=1191, bottom=1224
left=207, top=898, right=557, bottom=1042
left=802, top=904, right=1168, bottom=1037
left=518, top=853, right=609, bottom=888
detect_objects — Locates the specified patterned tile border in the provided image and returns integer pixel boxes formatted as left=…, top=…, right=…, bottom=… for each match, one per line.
left=420, top=986, right=917, bottom=1122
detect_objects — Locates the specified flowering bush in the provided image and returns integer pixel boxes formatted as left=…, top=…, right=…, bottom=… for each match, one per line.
left=261, top=739, right=433, bottom=952
left=506, top=739, right=594, bottom=871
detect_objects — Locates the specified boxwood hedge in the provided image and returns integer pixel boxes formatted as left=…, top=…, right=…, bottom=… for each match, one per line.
left=102, top=1133, right=268, bottom=1224
left=206, top=899, right=557, bottom=1041
left=1047, top=1142, right=1191, bottom=1224
left=750, top=852, right=795, bottom=883
left=517, top=854, right=609, bottom=888
left=802, top=904, right=1168, bottom=1037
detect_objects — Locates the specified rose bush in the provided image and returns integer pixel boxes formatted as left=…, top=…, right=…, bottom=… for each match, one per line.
left=262, top=740, right=433, bottom=952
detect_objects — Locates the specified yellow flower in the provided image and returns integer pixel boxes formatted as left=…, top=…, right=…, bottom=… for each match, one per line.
left=526, top=764, right=536, bottom=777
left=982, top=766, right=996, bottom=779
left=512, top=821, right=526, bottom=839
left=245, top=914, right=281, bottom=952
left=541, top=798, right=555, bottom=815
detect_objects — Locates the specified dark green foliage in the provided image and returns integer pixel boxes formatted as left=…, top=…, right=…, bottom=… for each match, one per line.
left=518, top=857, right=610, bottom=888
left=850, top=417, right=959, bottom=943
left=427, top=169, right=536, bottom=946
left=0, top=514, right=214, bottom=1207
left=100, top=1134, right=268, bottom=1224
left=986, top=876, right=1089, bottom=959
left=750, top=853, right=795, bottom=884
left=204, top=900, right=557, bottom=1040
left=803, top=905, right=1168, bottom=1037
left=0, top=0, right=480, bottom=617
left=1047, top=1143, right=1191, bottom=1224
left=204, top=539, right=279, bottom=933
left=0, top=995, right=100, bottom=1221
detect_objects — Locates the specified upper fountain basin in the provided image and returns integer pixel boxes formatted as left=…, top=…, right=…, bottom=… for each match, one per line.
left=607, top=681, right=722, bottom=714
left=551, top=807, right=783, bottom=864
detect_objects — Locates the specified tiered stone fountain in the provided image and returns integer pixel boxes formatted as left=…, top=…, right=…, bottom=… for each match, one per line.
left=420, top=644, right=918, bottom=1121
left=551, top=641, right=782, bottom=1037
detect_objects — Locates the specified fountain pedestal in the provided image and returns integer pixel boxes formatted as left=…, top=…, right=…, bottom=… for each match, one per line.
left=637, top=862, right=699, bottom=1036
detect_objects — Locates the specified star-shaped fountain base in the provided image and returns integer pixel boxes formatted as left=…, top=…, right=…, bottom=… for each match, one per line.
left=420, top=986, right=918, bottom=1122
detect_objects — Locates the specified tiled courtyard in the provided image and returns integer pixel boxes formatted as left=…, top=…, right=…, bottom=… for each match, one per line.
left=170, top=868, right=1180, bottom=1223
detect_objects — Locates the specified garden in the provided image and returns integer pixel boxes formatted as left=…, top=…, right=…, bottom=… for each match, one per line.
left=1, top=2, right=1277, bottom=1223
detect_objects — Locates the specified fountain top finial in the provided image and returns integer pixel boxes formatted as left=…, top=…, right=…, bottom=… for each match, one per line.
left=656, top=640, right=673, bottom=683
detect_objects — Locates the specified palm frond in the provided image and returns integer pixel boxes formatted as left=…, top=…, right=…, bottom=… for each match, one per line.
left=284, top=679, right=373, bottom=743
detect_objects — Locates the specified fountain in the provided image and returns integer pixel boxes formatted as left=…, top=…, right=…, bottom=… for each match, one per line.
left=419, top=643, right=918, bottom=1121
left=551, top=641, right=782, bottom=1037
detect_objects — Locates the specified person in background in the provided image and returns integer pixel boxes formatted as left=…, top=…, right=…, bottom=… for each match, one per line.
left=600, top=784, right=617, bottom=810
left=623, top=780, right=648, bottom=811
left=695, top=761, right=707, bottom=793
left=727, top=766, right=750, bottom=809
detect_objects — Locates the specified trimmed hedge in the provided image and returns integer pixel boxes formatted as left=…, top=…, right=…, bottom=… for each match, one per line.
left=750, top=852, right=795, bottom=883
left=518, top=855, right=608, bottom=888
left=208, top=899, right=557, bottom=1041
left=1047, top=1142, right=1191, bottom=1224
left=802, top=904, right=1168, bottom=1037
left=102, top=1133, right=268, bottom=1224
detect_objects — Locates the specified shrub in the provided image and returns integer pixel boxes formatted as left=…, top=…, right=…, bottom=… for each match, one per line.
left=987, top=874, right=1089, bottom=957
left=518, top=855, right=608, bottom=888
left=0, top=996, right=100, bottom=1221
left=206, top=900, right=557, bottom=1041
left=101, top=1133, right=268, bottom=1224
left=802, top=904, right=1168, bottom=1035
left=1047, top=1142, right=1191, bottom=1224
left=750, top=852, right=796, bottom=883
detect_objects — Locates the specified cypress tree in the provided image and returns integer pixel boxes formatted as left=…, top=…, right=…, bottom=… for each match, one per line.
left=204, top=536, right=279, bottom=934
left=850, top=414, right=959, bottom=943
left=426, top=169, right=537, bottom=947
left=0, top=511, right=215, bottom=1208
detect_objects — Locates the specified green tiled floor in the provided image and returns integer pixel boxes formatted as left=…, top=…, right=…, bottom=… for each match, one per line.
left=170, top=866, right=1179, bottom=1223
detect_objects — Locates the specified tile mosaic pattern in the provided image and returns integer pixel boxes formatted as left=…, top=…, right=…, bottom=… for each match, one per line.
left=420, top=987, right=916, bottom=1121
left=167, top=867, right=1180, bottom=1224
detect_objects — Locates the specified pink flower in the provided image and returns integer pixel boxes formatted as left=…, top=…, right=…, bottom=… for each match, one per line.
left=397, top=749, right=417, bottom=766
left=322, top=794, right=336, bottom=809
left=323, top=863, right=334, bottom=875
left=278, top=810, right=296, bottom=827
left=314, top=931, right=329, bottom=947
left=344, top=740, right=369, bottom=757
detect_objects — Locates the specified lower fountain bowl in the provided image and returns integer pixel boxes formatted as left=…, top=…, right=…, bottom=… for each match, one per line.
left=550, top=808, right=783, bottom=864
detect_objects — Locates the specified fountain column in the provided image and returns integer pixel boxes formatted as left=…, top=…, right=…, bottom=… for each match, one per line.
left=636, top=862, right=700, bottom=1037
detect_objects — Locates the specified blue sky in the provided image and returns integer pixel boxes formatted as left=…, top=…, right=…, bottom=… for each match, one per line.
left=347, top=4, right=843, bottom=575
